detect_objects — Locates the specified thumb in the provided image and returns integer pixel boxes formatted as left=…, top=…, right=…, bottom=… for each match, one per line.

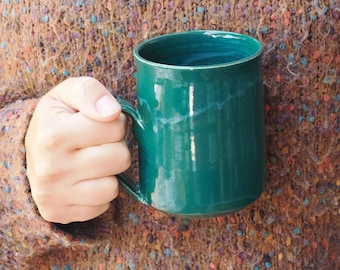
left=51, top=77, right=121, bottom=122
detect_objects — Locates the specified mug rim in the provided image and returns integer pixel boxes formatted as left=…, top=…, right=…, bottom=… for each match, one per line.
left=134, top=30, right=263, bottom=70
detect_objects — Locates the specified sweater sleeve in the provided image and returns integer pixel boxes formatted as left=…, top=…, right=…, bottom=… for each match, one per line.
left=0, top=98, right=75, bottom=267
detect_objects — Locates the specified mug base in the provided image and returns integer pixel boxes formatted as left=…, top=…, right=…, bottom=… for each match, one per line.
left=149, top=195, right=262, bottom=218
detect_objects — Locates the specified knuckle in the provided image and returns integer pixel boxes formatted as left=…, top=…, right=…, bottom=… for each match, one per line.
left=39, top=209, right=60, bottom=223
left=26, top=132, right=70, bottom=181
left=36, top=125, right=65, bottom=150
left=31, top=192, right=59, bottom=222
left=76, top=77, right=102, bottom=98
left=28, top=155, right=68, bottom=182
left=33, top=191, right=72, bottom=223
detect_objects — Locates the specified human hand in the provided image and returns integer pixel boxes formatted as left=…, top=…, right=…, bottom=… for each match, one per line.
left=25, top=77, right=131, bottom=224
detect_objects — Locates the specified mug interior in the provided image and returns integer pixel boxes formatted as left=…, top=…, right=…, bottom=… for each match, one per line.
left=135, top=31, right=263, bottom=68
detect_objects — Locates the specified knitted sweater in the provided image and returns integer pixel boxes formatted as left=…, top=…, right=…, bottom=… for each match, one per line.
left=1, top=1, right=339, bottom=269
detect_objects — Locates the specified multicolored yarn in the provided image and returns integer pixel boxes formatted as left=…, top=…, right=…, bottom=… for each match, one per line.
left=0, top=0, right=339, bottom=269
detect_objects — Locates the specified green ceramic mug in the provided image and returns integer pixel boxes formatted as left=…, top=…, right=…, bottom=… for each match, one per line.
left=117, top=30, right=265, bottom=217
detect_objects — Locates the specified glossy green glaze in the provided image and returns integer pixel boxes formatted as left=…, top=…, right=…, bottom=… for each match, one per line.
left=118, top=31, right=265, bottom=217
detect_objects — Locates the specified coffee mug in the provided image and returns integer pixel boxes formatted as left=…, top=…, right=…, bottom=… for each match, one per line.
left=117, top=30, right=265, bottom=217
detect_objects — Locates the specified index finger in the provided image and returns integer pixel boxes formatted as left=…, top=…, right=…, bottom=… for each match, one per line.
left=62, top=112, right=128, bottom=149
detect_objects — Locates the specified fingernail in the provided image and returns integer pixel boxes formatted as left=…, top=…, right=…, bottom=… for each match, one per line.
left=96, top=95, right=121, bottom=117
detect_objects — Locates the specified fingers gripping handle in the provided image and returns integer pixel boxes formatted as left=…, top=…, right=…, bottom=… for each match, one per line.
left=117, top=172, right=144, bottom=202
left=118, top=98, right=145, bottom=130
left=116, top=97, right=145, bottom=203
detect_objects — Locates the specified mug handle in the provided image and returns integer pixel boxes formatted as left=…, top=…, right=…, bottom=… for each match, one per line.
left=116, top=97, right=145, bottom=202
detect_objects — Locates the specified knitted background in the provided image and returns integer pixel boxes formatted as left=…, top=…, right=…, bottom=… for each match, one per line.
left=0, top=0, right=339, bottom=269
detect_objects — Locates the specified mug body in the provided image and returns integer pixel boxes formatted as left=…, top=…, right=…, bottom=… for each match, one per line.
left=132, top=31, right=265, bottom=217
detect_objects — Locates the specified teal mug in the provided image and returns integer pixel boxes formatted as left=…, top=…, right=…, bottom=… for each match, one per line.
left=117, top=30, right=265, bottom=217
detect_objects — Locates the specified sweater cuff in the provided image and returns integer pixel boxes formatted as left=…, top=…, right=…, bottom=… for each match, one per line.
left=0, top=99, right=74, bottom=266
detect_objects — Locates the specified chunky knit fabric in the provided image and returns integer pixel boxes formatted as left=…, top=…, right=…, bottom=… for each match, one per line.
left=0, top=1, right=339, bottom=269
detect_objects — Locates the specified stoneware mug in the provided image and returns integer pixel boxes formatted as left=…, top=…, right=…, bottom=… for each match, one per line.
left=117, top=30, right=265, bottom=217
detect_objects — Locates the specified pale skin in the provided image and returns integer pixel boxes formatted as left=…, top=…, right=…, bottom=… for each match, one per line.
left=25, top=77, right=131, bottom=224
